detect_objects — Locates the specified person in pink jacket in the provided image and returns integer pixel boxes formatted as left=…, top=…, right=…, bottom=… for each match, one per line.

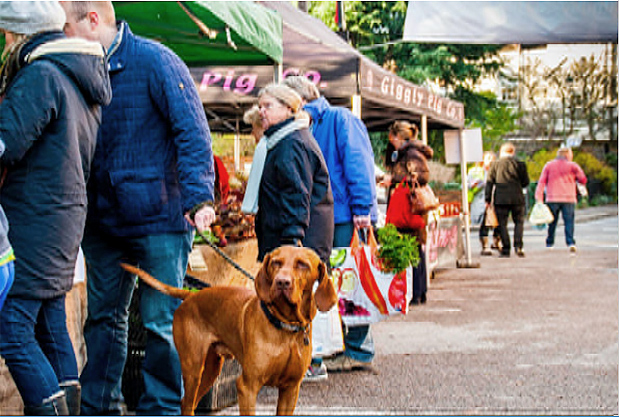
left=534, top=147, right=587, bottom=252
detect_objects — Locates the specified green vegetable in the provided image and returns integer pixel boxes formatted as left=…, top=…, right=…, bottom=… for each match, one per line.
left=193, top=230, right=219, bottom=245
left=376, top=224, right=420, bottom=273
left=330, top=249, right=347, bottom=268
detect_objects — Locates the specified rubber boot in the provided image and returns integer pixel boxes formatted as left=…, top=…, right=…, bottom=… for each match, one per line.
left=480, top=237, right=493, bottom=256
left=23, top=392, right=70, bottom=416
left=60, top=381, right=81, bottom=415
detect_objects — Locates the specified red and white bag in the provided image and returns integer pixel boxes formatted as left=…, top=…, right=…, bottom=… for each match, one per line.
left=330, top=227, right=413, bottom=326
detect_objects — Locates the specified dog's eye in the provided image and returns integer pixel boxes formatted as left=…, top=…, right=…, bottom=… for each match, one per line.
left=295, top=260, right=310, bottom=271
left=270, top=260, right=283, bottom=269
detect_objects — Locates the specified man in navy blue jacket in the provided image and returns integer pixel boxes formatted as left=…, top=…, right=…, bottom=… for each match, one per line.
left=284, top=76, right=378, bottom=378
left=61, top=2, right=216, bottom=415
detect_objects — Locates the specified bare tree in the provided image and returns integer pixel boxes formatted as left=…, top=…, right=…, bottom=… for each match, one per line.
left=569, top=54, right=608, bottom=140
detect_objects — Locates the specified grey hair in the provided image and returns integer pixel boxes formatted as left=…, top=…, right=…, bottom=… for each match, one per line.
left=282, top=76, right=320, bottom=101
left=258, top=83, right=302, bottom=113
left=243, top=105, right=262, bottom=127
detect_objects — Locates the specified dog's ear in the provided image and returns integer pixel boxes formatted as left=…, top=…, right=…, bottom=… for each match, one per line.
left=255, top=253, right=273, bottom=302
left=313, top=261, right=337, bottom=312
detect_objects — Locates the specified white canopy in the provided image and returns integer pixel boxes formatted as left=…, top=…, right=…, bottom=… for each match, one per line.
left=403, top=1, right=618, bottom=44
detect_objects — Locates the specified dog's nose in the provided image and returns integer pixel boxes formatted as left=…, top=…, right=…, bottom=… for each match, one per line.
left=275, top=275, right=292, bottom=290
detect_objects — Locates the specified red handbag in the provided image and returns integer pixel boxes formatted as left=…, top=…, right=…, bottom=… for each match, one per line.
left=385, top=181, right=426, bottom=230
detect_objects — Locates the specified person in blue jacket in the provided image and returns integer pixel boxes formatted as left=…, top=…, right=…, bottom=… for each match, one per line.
left=284, top=76, right=379, bottom=378
left=0, top=1, right=112, bottom=414
left=61, top=2, right=216, bottom=415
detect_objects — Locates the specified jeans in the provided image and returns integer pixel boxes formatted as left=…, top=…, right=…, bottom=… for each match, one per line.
left=0, top=260, right=14, bottom=310
left=333, top=222, right=375, bottom=363
left=494, top=204, right=526, bottom=253
left=0, top=295, right=78, bottom=406
left=546, top=202, right=576, bottom=247
left=80, top=231, right=193, bottom=416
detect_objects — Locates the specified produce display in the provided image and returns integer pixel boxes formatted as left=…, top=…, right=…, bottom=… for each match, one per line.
left=194, top=184, right=255, bottom=248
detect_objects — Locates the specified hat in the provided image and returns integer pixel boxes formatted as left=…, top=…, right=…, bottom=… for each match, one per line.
left=0, top=1, right=66, bottom=35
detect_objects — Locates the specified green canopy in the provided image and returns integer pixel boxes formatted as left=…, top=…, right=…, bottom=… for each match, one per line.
left=114, top=1, right=283, bottom=65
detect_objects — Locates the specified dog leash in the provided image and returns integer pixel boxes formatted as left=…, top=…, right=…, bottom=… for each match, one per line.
left=195, top=229, right=255, bottom=281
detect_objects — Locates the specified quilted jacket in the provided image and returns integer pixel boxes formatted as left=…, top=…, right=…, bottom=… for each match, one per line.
left=85, top=22, right=215, bottom=237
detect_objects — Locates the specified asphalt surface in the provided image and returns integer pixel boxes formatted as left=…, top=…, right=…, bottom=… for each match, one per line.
left=213, top=205, right=618, bottom=416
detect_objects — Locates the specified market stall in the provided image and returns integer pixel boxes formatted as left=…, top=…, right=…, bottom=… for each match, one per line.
left=187, top=0, right=464, bottom=134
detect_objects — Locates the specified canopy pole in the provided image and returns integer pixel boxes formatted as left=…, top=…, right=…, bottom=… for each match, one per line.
left=273, top=63, right=283, bottom=83
left=456, top=128, right=480, bottom=269
left=421, top=115, right=428, bottom=145
left=234, top=118, right=240, bottom=173
left=352, top=94, right=362, bottom=118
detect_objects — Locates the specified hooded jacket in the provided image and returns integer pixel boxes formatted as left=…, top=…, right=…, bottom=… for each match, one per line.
left=303, top=96, right=378, bottom=224
left=0, top=31, right=111, bottom=298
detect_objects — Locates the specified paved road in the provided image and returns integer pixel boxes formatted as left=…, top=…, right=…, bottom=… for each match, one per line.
left=214, top=206, right=618, bottom=415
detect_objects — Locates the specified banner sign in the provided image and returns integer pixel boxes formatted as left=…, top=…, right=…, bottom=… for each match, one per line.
left=360, top=59, right=465, bottom=129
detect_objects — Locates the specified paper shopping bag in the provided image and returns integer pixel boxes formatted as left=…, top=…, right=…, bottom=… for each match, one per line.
left=330, top=227, right=413, bottom=326
left=485, top=205, right=499, bottom=227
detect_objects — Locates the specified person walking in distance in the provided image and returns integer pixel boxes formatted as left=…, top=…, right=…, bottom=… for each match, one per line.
left=61, top=2, right=216, bottom=415
left=468, top=151, right=502, bottom=255
left=534, top=147, right=587, bottom=253
left=485, top=142, right=530, bottom=258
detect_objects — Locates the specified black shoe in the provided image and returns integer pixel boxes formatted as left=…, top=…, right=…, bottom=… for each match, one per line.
left=410, top=297, right=421, bottom=305
left=420, top=293, right=427, bottom=303
left=499, top=251, right=510, bottom=258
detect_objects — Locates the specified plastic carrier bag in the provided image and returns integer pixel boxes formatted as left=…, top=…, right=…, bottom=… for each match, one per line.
left=529, top=202, right=554, bottom=225
left=330, top=227, right=413, bottom=326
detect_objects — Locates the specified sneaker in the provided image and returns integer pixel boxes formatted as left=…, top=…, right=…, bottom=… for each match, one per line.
left=324, top=354, right=371, bottom=372
left=569, top=245, right=577, bottom=253
left=303, top=363, right=328, bottom=382
left=546, top=245, right=554, bottom=250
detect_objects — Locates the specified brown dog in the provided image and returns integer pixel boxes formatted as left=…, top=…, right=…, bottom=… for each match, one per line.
left=121, top=245, right=337, bottom=416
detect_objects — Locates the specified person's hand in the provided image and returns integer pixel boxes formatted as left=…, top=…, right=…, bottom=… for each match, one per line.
left=353, top=214, right=372, bottom=229
left=378, top=174, right=392, bottom=188
left=185, top=205, right=216, bottom=233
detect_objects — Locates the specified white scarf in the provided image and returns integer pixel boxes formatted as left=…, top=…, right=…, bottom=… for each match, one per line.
left=241, top=118, right=310, bottom=214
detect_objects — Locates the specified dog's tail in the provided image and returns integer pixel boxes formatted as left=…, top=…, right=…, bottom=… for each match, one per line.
left=120, top=263, right=192, bottom=300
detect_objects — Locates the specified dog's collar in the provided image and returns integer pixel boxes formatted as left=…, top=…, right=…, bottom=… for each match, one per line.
left=260, top=301, right=310, bottom=345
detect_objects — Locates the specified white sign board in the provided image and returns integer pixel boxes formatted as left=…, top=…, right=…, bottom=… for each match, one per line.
left=444, top=129, right=484, bottom=164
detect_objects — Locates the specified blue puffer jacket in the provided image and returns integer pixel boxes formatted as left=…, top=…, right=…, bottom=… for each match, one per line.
left=303, top=97, right=378, bottom=225
left=86, top=22, right=215, bottom=237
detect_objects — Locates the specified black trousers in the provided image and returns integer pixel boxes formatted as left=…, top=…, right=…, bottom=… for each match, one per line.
left=494, top=204, right=526, bottom=253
